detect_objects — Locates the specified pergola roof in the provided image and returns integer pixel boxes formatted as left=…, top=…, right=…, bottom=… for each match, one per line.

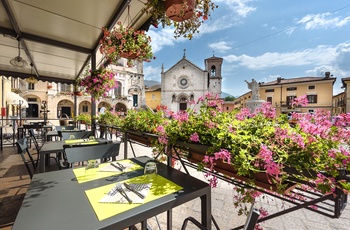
left=0, top=0, right=151, bottom=84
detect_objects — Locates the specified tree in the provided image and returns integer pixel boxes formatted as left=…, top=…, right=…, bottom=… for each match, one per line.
left=224, top=96, right=236, bottom=101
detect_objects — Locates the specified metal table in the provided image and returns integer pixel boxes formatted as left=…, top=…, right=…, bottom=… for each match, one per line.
left=12, top=156, right=211, bottom=230
left=38, top=139, right=109, bottom=173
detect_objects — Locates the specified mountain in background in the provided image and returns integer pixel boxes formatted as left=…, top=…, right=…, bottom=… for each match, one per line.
left=144, top=80, right=233, bottom=98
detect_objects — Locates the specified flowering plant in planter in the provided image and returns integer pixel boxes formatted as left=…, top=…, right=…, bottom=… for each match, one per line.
left=144, top=0, right=218, bottom=39
left=74, top=113, right=91, bottom=125
left=120, top=108, right=168, bottom=134
left=99, top=22, right=154, bottom=66
left=79, top=67, right=118, bottom=100
left=154, top=93, right=350, bottom=219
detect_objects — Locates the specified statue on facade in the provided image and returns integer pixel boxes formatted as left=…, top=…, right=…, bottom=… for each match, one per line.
left=245, top=79, right=260, bottom=100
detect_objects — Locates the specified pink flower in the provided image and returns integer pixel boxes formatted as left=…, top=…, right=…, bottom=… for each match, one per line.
left=189, top=132, right=200, bottom=142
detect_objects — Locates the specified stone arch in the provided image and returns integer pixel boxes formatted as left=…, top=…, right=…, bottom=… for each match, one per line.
left=57, top=99, right=74, bottom=118
left=78, top=100, right=91, bottom=114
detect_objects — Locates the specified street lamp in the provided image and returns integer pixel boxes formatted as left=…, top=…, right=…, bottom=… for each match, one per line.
left=19, top=100, right=23, bottom=126
left=40, top=100, right=50, bottom=124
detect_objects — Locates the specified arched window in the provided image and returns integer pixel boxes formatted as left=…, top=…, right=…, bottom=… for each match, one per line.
left=179, top=97, right=187, bottom=111
left=210, top=65, right=216, bottom=77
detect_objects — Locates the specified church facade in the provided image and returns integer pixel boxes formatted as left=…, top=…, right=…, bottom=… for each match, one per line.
left=161, top=52, right=223, bottom=113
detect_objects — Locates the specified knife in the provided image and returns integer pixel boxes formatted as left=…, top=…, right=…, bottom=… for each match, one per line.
left=123, top=182, right=145, bottom=199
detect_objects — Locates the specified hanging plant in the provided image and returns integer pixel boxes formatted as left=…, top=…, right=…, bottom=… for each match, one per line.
left=144, top=0, right=218, bottom=39
left=79, top=67, right=118, bottom=100
left=99, top=22, right=154, bottom=66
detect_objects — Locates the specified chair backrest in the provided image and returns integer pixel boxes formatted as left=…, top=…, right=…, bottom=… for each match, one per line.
left=55, top=126, right=76, bottom=131
left=60, top=130, right=93, bottom=140
left=28, top=128, right=41, bottom=151
left=16, top=138, right=36, bottom=179
left=63, top=142, right=120, bottom=165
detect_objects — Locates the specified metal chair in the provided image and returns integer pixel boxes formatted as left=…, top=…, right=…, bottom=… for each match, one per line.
left=29, top=128, right=61, bottom=169
left=55, top=126, right=76, bottom=131
left=16, top=138, right=37, bottom=179
left=59, top=130, right=93, bottom=140
left=63, top=141, right=120, bottom=168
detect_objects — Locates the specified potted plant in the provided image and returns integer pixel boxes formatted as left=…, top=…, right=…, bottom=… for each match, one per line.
left=75, top=113, right=91, bottom=126
left=79, top=67, right=118, bottom=100
left=119, top=108, right=167, bottom=146
left=99, top=22, right=154, bottom=67
left=144, top=0, right=218, bottom=39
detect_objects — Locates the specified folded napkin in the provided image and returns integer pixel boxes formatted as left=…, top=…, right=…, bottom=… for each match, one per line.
left=99, top=183, right=151, bottom=204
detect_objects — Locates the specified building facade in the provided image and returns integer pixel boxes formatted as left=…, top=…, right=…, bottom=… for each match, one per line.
left=145, top=84, right=161, bottom=111
left=332, top=92, right=345, bottom=115
left=161, top=53, right=222, bottom=113
left=1, top=59, right=146, bottom=123
left=226, top=72, right=336, bottom=116
left=259, top=72, right=335, bottom=115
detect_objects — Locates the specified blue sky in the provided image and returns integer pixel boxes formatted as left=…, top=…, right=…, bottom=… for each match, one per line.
left=143, top=0, right=350, bottom=97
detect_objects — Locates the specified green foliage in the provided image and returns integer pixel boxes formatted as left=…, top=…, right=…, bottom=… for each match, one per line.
left=97, top=110, right=122, bottom=126
left=224, top=96, right=235, bottom=101
left=121, top=109, right=166, bottom=134
left=75, top=113, right=91, bottom=125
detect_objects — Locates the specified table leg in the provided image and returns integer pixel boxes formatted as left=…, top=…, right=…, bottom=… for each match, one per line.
left=167, top=209, right=172, bottom=229
left=201, top=187, right=212, bottom=230
left=39, top=151, right=45, bottom=173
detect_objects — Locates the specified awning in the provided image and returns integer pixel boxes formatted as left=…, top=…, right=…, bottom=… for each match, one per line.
left=0, top=0, right=152, bottom=84
left=6, top=92, right=29, bottom=108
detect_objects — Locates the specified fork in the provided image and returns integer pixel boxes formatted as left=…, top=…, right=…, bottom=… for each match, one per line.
left=115, top=183, right=132, bottom=203
left=123, top=182, right=145, bottom=199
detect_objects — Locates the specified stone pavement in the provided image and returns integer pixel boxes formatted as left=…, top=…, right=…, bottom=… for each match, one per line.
left=0, top=140, right=349, bottom=230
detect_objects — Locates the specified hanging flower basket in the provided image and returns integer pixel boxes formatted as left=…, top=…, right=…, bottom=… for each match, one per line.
left=99, top=22, right=154, bottom=66
left=79, top=67, right=118, bottom=100
left=144, top=0, right=218, bottom=39
left=165, top=0, right=196, bottom=22
left=74, top=91, right=83, bottom=96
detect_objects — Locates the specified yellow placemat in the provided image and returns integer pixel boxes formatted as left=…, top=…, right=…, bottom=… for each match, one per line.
left=65, top=139, right=98, bottom=145
left=85, top=174, right=183, bottom=221
left=72, top=160, right=142, bottom=183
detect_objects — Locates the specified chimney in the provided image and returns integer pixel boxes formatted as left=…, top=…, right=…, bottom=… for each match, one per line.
left=277, top=77, right=282, bottom=83
left=325, top=72, right=330, bottom=78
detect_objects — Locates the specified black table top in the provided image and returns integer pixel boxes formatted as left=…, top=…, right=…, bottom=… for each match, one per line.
left=12, top=156, right=211, bottom=230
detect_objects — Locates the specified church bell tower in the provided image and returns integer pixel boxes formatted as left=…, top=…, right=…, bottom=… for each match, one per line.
left=205, top=53, right=223, bottom=96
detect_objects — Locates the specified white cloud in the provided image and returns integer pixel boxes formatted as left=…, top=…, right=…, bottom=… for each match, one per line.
left=334, top=42, right=350, bottom=71
left=208, top=41, right=231, bottom=53
left=305, top=65, right=340, bottom=77
left=216, top=0, right=256, bottom=17
left=144, top=65, right=162, bottom=81
left=223, top=45, right=336, bottom=70
left=297, top=13, right=350, bottom=30
left=147, top=27, right=180, bottom=53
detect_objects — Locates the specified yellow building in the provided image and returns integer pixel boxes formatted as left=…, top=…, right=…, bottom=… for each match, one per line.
left=332, top=92, right=345, bottom=115
left=222, top=91, right=252, bottom=112
left=259, top=73, right=335, bottom=116
left=341, top=77, right=350, bottom=113
left=230, top=72, right=336, bottom=115
left=145, top=85, right=161, bottom=110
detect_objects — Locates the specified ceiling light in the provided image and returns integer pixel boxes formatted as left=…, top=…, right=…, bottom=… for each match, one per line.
left=26, top=64, right=38, bottom=84
left=10, top=40, right=28, bottom=68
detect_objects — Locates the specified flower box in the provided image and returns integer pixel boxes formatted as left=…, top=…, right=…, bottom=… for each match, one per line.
left=176, top=141, right=297, bottom=194
left=74, top=91, right=83, bottom=96
left=127, top=130, right=158, bottom=147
